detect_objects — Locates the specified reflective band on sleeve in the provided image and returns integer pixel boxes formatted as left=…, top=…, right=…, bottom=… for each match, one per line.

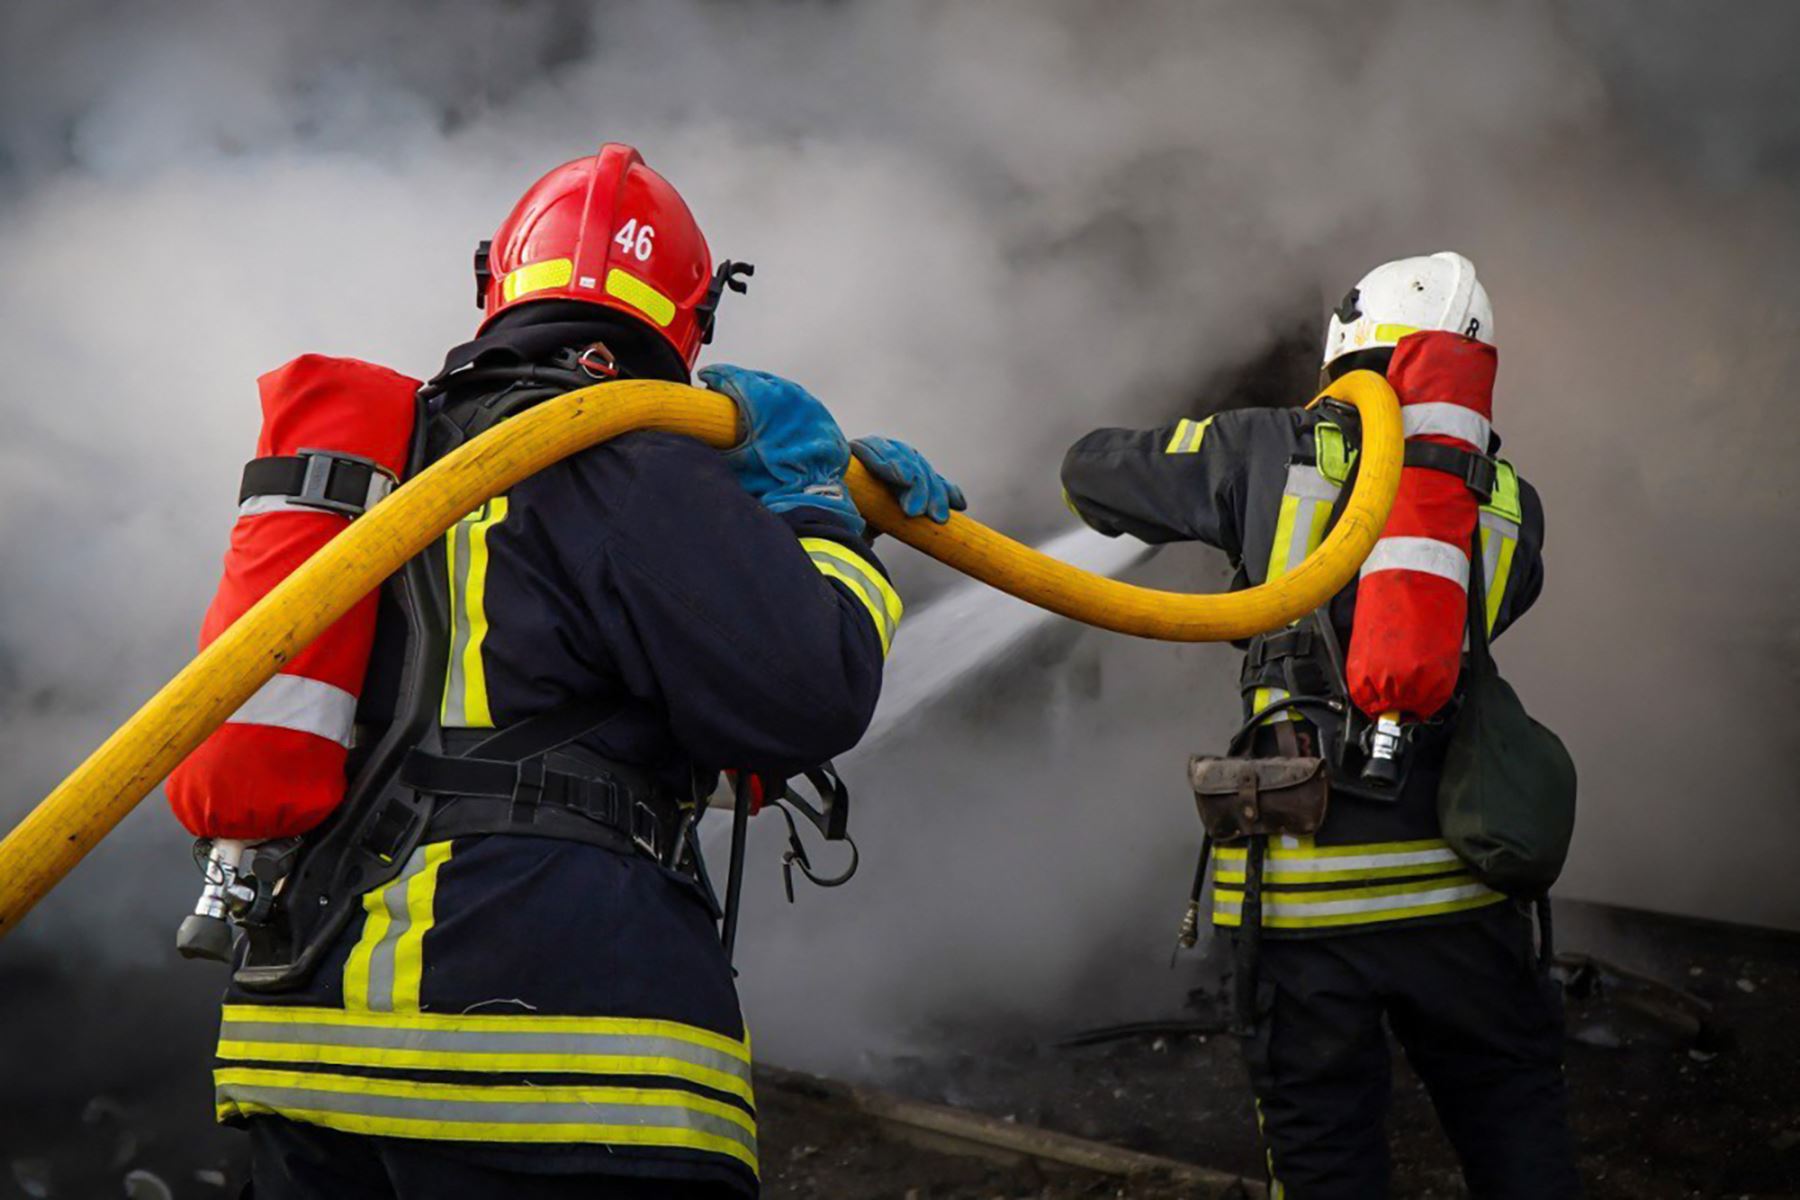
left=1163, top=417, right=1212, bottom=454
left=799, top=538, right=902, bottom=655
left=1359, top=536, right=1469, bottom=588
left=1402, top=402, right=1492, bottom=449
left=604, top=269, right=676, bottom=328
left=502, top=257, right=573, bottom=303
left=217, top=1005, right=755, bottom=1107
left=343, top=842, right=453, bottom=1014
left=1213, top=874, right=1504, bottom=929
left=442, top=497, right=509, bottom=729
left=214, top=1068, right=758, bottom=1172
left=227, top=674, right=358, bottom=747
left=1213, top=836, right=1466, bottom=884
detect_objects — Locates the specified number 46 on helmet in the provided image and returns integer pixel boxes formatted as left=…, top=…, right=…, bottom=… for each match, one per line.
left=474, top=142, right=752, bottom=368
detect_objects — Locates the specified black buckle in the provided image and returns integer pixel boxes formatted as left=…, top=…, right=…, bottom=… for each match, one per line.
left=292, top=448, right=397, bottom=517
left=1403, top=442, right=1495, bottom=502
left=363, top=796, right=419, bottom=865
left=512, top=758, right=546, bottom=823
left=630, top=801, right=661, bottom=861
left=1462, top=453, right=1497, bottom=502
left=1248, top=627, right=1313, bottom=669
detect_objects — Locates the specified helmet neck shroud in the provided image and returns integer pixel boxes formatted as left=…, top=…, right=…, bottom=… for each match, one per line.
left=421, top=302, right=692, bottom=454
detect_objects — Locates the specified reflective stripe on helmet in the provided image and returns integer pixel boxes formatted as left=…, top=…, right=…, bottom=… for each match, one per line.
left=501, top=257, right=574, bottom=303
left=1402, top=402, right=1492, bottom=449
left=214, top=1067, right=758, bottom=1170
left=1358, top=536, right=1469, bottom=587
left=604, top=268, right=676, bottom=328
left=227, top=674, right=357, bottom=747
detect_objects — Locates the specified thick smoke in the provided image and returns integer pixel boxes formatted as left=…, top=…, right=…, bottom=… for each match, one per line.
left=2, top=0, right=1798, bottom=1080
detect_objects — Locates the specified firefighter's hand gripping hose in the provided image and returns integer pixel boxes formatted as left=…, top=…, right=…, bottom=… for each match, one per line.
left=0, top=372, right=1402, bottom=937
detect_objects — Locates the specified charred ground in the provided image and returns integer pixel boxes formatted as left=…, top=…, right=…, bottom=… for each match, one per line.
left=4, top=901, right=1797, bottom=1198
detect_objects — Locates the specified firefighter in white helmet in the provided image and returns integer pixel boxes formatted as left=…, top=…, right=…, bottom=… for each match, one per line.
left=1062, top=253, right=1580, bottom=1197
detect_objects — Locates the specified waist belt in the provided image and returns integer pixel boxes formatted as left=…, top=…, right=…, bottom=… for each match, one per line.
left=399, top=747, right=683, bottom=864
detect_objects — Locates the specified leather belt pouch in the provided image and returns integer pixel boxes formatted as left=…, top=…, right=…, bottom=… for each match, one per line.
left=1189, top=755, right=1330, bottom=842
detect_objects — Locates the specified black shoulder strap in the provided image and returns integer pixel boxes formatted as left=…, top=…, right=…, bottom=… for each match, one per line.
left=1405, top=441, right=1496, bottom=502
left=1467, top=525, right=1494, bottom=669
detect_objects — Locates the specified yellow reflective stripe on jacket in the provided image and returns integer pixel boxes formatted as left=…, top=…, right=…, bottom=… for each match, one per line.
left=442, top=497, right=509, bottom=728
left=214, top=1067, right=758, bottom=1172
left=1313, top=421, right=1356, bottom=486
left=1477, top=460, right=1522, bottom=634
left=1214, top=837, right=1466, bottom=884
left=1266, top=463, right=1339, bottom=582
left=217, top=1005, right=754, bottom=1106
left=1164, top=416, right=1212, bottom=454
left=1252, top=685, right=1300, bottom=725
left=1253, top=450, right=1340, bottom=726
left=1212, top=874, right=1504, bottom=929
left=343, top=842, right=453, bottom=1014
left=799, top=537, right=902, bottom=655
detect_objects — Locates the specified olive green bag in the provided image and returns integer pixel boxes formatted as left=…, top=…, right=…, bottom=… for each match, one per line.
left=1439, top=531, right=1578, bottom=897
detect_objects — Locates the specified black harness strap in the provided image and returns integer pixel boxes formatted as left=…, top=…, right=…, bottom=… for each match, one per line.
left=1403, top=441, right=1496, bottom=501
left=399, top=699, right=681, bottom=862
left=240, top=449, right=396, bottom=517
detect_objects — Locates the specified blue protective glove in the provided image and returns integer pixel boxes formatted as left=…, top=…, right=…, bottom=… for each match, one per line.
left=850, top=437, right=966, bottom=524
left=698, top=364, right=864, bottom=535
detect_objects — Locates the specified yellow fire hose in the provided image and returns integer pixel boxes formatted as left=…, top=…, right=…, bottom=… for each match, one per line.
left=0, top=371, right=1401, bottom=938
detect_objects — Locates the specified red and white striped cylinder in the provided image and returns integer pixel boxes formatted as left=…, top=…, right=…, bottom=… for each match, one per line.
left=167, top=356, right=418, bottom=840
left=1346, top=331, right=1498, bottom=724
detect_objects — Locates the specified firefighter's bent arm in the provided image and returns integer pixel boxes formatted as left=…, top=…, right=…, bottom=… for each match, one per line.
left=575, top=434, right=890, bottom=775
left=1060, top=410, right=1280, bottom=561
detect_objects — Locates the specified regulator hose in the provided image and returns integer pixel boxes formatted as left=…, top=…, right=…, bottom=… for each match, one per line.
left=0, top=371, right=1401, bottom=937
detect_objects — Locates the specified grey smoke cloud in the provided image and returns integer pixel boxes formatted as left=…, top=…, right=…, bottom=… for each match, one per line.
left=2, top=0, right=1798, bottom=1070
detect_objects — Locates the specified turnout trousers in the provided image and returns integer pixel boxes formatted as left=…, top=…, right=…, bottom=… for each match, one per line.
left=244, top=1116, right=742, bottom=1199
left=1234, top=902, right=1581, bottom=1198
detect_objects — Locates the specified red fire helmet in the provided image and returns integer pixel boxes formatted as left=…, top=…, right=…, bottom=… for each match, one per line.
left=475, top=143, right=749, bottom=367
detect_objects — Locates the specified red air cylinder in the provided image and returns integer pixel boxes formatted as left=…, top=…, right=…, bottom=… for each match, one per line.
left=167, top=355, right=418, bottom=839
left=1346, top=331, right=1498, bottom=723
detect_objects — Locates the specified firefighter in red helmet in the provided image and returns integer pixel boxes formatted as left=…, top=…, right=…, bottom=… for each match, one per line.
left=1060, top=255, right=1580, bottom=1197
left=185, top=144, right=960, bottom=1198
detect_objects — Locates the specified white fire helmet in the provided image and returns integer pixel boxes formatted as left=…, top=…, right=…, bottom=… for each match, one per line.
left=1322, top=251, right=1494, bottom=371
